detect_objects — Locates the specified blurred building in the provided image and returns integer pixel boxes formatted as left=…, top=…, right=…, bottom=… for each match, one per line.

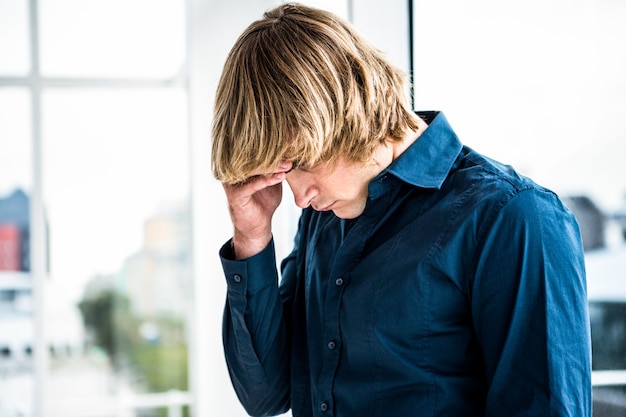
left=0, top=190, right=32, bottom=365
left=120, top=202, right=191, bottom=320
left=562, top=195, right=607, bottom=252
left=0, top=189, right=30, bottom=272
left=1, top=189, right=80, bottom=362
left=614, top=204, right=626, bottom=242
left=0, top=272, right=33, bottom=364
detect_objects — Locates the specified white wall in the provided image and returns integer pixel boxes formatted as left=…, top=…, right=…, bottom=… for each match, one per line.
left=187, top=2, right=277, bottom=416
left=412, top=0, right=626, bottom=211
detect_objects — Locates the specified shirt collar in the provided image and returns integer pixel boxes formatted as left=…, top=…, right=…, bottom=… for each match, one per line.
left=385, top=111, right=463, bottom=190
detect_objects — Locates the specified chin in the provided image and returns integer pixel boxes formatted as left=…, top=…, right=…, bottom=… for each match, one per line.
left=332, top=204, right=365, bottom=220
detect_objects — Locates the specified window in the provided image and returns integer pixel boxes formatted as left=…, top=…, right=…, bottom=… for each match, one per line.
left=0, top=0, right=30, bottom=76
left=39, top=0, right=185, bottom=79
left=412, top=0, right=626, bottom=414
left=0, top=88, right=33, bottom=414
left=0, top=1, right=191, bottom=416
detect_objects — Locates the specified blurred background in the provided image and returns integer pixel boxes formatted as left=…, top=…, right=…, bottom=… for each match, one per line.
left=0, top=0, right=624, bottom=416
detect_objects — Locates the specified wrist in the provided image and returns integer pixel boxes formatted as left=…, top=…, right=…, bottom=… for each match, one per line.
left=232, top=232, right=272, bottom=260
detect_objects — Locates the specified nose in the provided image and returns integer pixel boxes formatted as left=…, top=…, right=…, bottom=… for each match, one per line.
left=286, top=177, right=318, bottom=208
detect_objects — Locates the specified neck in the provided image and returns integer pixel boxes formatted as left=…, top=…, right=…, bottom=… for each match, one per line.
left=369, top=117, right=429, bottom=174
left=390, top=116, right=429, bottom=160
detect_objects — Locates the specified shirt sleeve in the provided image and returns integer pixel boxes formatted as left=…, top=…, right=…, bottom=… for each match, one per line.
left=471, top=188, right=592, bottom=416
left=220, top=238, right=291, bottom=416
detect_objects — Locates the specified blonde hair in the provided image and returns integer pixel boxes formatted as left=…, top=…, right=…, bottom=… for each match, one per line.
left=212, top=2, right=418, bottom=184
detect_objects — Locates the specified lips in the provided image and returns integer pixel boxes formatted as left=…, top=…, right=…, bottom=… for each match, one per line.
left=314, top=202, right=335, bottom=211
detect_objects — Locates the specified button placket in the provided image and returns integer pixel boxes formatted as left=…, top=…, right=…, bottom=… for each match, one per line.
left=316, top=271, right=346, bottom=417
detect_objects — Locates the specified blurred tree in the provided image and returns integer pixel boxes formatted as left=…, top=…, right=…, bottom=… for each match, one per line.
left=79, top=289, right=189, bottom=417
left=590, top=302, right=626, bottom=370
left=78, top=289, right=132, bottom=365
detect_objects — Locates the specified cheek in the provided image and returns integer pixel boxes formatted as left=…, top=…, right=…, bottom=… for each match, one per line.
left=335, top=178, right=367, bottom=199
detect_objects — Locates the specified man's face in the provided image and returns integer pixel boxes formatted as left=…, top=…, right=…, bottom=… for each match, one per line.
left=285, top=155, right=384, bottom=219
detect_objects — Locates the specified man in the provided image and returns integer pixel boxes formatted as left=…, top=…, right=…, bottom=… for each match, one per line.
left=211, top=3, right=592, bottom=416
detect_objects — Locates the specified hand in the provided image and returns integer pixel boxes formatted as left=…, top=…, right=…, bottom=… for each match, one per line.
left=222, top=162, right=292, bottom=259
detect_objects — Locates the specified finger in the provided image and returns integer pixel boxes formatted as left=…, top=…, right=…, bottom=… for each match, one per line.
left=223, top=171, right=286, bottom=197
left=244, top=161, right=293, bottom=178
left=256, top=171, right=287, bottom=190
left=278, top=161, right=293, bottom=172
left=280, top=160, right=297, bottom=174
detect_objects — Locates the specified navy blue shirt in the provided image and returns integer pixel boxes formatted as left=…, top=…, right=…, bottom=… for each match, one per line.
left=220, top=111, right=592, bottom=417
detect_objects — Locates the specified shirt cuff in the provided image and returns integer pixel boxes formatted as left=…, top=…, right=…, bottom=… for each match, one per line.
left=219, top=238, right=278, bottom=295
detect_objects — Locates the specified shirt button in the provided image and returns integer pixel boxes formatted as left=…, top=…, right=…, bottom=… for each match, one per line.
left=320, top=402, right=328, bottom=412
left=233, top=274, right=242, bottom=283
left=335, top=278, right=344, bottom=286
left=327, top=340, right=336, bottom=350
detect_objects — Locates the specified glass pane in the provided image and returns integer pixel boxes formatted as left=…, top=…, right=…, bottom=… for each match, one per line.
left=412, top=0, right=626, bottom=209
left=413, top=0, right=626, bottom=410
left=0, top=90, right=32, bottom=197
left=42, top=88, right=191, bottom=416
left=40, top=0, right=186, bottom=78
left=0, top=89, right=33, bottom=416
left=0, top=0, right=30, bottom=76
